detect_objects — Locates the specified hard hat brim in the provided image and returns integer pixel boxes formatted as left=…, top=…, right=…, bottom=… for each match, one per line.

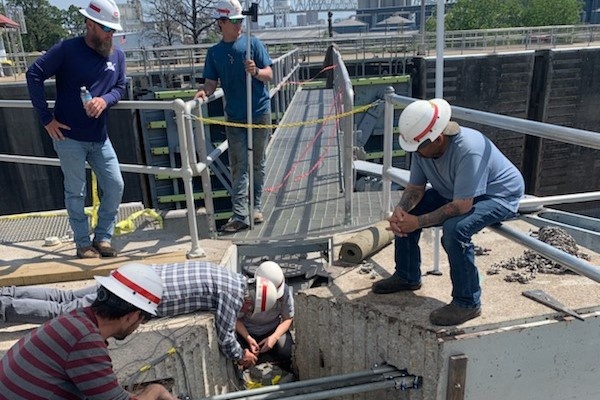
left=94, top=274, right=158, bottom=316
left=212, top=13, right=246, bottom=19
left=398, top=98, right=452, bottom=152
left=79, top=8, right=123, bottom=31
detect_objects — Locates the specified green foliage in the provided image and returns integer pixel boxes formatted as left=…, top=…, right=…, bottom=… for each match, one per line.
left=429, top=0, right=583, bottom=31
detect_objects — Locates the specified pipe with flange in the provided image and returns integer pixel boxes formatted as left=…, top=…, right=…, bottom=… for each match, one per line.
left=199, top=365, right=421, bottom=400
left=339, top=220, right=394, bottom=264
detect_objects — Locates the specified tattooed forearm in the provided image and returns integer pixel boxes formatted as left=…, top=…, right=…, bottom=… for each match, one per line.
left=417, top=202, right=463, bottom=228
left=397, top=188, right=423, bottom=212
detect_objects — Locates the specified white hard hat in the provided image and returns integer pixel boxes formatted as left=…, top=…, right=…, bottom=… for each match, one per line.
left=94, top=263, right=163, bottom=316
left=79, top=0, right=123, bottom=31
left=255, top=261, right=285, bottom=299
left=398, top=98, right=451, bottom=152
left=212, top=0, right=245, bottom=20
left=253, top=277, right=278, bottom=315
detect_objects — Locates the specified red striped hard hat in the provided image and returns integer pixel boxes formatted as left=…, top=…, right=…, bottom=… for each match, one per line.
left=95, top=263, right=162, bottom=316
left=398, top=98, right=451, bottom=152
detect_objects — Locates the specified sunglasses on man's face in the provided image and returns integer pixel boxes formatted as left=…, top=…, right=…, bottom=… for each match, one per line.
left=97, top=22, right=116, bottom=33
left=228, top=18, right=243, bottom=24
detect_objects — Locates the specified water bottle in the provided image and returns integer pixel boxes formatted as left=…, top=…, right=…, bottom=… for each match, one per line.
left=80, top=86, right=92, bottom=116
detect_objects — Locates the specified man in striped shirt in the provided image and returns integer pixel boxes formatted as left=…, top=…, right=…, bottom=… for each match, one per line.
left=0, top=261, right=277, bottom=367
left=0, top=263, right=176, bottom=400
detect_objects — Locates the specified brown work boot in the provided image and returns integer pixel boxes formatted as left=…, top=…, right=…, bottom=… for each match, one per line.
left=92, top=241, right=118, bottom=257
left=77, top=245, right=100, bottom=259
left=429, top=303, right=481, bottom=326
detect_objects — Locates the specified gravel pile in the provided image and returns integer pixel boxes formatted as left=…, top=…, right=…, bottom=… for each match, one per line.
left=487, top=226, right=591, bottom=284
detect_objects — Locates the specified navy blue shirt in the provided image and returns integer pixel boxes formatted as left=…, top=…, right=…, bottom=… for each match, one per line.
left=26, top=37, right=126, bottom=143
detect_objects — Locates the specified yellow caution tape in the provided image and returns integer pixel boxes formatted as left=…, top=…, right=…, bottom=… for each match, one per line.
left=114, top=209, right=163, bottom=235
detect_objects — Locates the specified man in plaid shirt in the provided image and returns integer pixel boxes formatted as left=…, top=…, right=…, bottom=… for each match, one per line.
left=0, top=261, right=267, bottom=366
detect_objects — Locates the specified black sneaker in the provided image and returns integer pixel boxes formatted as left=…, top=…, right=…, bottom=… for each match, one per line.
left=221, top=219, right=249, bottom=233
left=372, top=275, right=422, bottom=294
left=429, top=303, right=481, bottom=326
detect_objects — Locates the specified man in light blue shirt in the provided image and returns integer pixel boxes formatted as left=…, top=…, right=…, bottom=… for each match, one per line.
left=372, top=98, right=525, bottom=326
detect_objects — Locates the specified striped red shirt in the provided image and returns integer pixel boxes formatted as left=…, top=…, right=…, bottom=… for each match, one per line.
left=0, top=307, right=131, bottom=399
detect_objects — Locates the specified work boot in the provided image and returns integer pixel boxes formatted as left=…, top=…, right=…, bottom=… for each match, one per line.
left=221, top=219, right=249, bottom=233
left=92, top=241, right=118, bottom=258
left=372, top=275, right=421, bottom=294
left=253, top=211, right=264, bottom=224
left=77, top=245, right=100, bottom=259
left=429, top=303, right=481, bottom=326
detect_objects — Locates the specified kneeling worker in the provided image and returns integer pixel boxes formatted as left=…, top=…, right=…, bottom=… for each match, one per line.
left=236, top=261, right=294, bottom=371
left=0, top=263, right=177, bottom=400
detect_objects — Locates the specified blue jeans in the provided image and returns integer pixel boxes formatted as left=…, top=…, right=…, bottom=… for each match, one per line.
left=53, top=138, right=124, bottom=248
left=0, top=285, right=97, bottom=324
left=394, top=189, right=516, bottom=308
left=226, top=114, right=271, bottom=224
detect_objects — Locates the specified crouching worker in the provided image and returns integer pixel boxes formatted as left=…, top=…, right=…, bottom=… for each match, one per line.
left=0, top=263, right=176, bottom=400
left=236, top=261, right=294, bottom=371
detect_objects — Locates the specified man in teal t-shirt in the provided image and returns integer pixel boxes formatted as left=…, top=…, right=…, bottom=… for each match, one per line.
left=195, top=0, right=273, bottom=233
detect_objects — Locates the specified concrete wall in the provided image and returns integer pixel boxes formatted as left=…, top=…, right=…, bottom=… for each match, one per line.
left=294, top=288, right=441, bottom=400
left=109, top=313, right=238, bottom=398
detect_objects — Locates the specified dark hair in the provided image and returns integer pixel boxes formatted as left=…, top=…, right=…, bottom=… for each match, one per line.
left=91, top=286, right=144, bottom=320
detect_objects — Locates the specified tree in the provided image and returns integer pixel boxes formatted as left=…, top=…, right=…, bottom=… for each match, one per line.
left=521, top=0, right=582, bottom=27
left=143, top=0, right=215, bottom=45
left=431, top=0, right=583, bottom=31
left=7, top=0, right=67, bottom=51
left=63, top=5, right=86, bottom=38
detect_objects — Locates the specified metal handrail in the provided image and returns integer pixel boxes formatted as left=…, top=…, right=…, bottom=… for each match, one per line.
left=380, top=91, right=600, bottom=280
left=0, top=49, right=301, bottom=257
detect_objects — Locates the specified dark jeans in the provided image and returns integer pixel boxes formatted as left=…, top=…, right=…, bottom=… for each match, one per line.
left=394, top=189, right=516, bottom=308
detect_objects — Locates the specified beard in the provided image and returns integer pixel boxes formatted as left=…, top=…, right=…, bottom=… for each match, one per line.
left=91, top=35, right=113, bottom=57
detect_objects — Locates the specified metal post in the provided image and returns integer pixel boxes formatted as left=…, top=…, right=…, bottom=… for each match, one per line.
left=189, top=100, right=217, bottom=238
left=173, top=99, right=206, bottom=258
left=381, top=86, right=396, bottom=220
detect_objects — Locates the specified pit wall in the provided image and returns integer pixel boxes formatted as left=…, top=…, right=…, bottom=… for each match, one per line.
left=294, top=292, right=441, bottom=400
left=110, top=311, right=238, bottom=398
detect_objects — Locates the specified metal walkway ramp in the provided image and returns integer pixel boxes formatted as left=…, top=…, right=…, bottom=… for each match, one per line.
left=224, top=88, right=387, bottom=246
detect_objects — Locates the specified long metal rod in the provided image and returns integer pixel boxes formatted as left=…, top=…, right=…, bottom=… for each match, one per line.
left=245, top=0, right=255, bottom=230
left=242, top=379, right=400, bottom=400
left=207, top=365, right=397, bottom=400
left=519, top=192, right=600, bottom=210
left=490, top=222, right=600, bottom=283
left=387, top=94, right=600, bottom=150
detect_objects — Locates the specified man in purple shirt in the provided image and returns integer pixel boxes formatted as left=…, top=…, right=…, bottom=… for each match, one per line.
left=26, top=0, right=126, bottom=259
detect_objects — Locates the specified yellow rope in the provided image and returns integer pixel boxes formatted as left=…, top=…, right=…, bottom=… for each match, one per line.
left=189, top=101, right=379, bottom=129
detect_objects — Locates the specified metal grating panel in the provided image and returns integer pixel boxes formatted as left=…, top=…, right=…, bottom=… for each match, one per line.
left=0, top=203, right=146, bottom=244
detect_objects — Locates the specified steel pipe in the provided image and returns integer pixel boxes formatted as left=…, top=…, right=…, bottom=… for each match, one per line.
left=206, top=365, right=398, bottom=400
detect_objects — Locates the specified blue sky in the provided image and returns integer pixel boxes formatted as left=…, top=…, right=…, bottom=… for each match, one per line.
left=49, top=0, right=89, bottom=10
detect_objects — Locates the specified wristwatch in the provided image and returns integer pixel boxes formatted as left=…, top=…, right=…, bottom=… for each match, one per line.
left=253, top=68, right=259, bottom=77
